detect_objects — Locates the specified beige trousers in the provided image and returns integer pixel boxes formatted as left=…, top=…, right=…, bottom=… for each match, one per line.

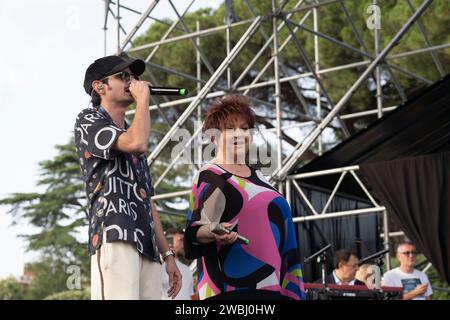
left=91, top=240, right=162, bottom=300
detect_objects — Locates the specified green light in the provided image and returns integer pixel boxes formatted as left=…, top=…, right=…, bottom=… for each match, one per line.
left=179, top=88, right=187, bottom=96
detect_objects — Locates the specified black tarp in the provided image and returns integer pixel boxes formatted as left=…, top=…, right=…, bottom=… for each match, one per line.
left=294, top=74, right=450, bottom=199
left=291, top=187, right=382, bottom=283
left=291, top=74, right=450, bottom=284
left=360, top=153, right=450, bottom=283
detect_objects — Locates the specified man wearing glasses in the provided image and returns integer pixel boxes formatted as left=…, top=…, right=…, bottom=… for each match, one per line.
left=328, top=249, right=365, bottom=285
left=75, top=55, right=181, bottom=299
left=382, top=242, right=432, bottom=300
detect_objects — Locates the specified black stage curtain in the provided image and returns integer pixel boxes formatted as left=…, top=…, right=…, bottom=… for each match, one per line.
left=290, top=187, right=382, bottom=283
left=360, top=152, right=450, bottom=284
left=293, top=74, right=450, bottom=198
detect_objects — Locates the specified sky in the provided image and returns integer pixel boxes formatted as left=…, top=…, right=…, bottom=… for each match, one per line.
left=0, top=0, right=223, bottom=279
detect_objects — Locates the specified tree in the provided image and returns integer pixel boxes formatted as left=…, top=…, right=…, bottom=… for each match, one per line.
left=0, top=140, right=89, bottom=299
left=1, top=0, right=449, bottom=298
left=129, top=0, right=449, bottom=162
left=0, top=277, right=25, bottom=300
left=44, top=290, right=90, bottom=300
left=23, top=257, right=84, bottom=300
left=0, top=138, right=184, bottom=299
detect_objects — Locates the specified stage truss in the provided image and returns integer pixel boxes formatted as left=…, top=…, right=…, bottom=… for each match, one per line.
left=101, top=0, right=450, bottom=270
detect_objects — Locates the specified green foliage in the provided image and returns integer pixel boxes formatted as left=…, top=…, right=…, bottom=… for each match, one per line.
left=44, top=290, right=90, bottom=300
left=0, top=277, right=26, bottom=300
left=284, top=0, right=450, bottom=122
left=129, top=0, right=449, bottom=157
left=1, top=0, right=449, bottom=299
left=25, top=255, right=90, bottom=300
left=0, top=139, right=89, bottom=299
left=426, top=266, right=450, bottom=300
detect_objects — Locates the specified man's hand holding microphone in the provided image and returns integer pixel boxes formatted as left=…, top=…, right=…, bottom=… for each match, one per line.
left=129, top=78, right=151, bottom=106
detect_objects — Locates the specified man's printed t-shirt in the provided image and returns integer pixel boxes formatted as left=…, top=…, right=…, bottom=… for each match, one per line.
left=382, top=267, right=433, bottom=300
left=74, top=106, right=158, bottom=262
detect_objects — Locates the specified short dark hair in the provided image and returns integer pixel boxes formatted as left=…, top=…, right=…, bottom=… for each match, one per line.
left=165, top=227, right=184, bottom=236
left=333, top=249, right=358, bottom=269
left=91, top=91, right=101, bottom=107
left=90, top=79, right=109, bottom=107
left=203, top=95, right=256, bottom=131
left=396, top=242, right=415, bottom=254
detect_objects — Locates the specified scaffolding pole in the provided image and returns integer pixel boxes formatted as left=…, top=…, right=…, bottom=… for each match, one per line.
left=99, top=1, right=447, bottom=254
left=196, top=20, right=203, bottom=168
left=271, top=0, right=434, bottom=182
left=118, top=0, right=159, bottom=54
left=383, top=209, right=392, bottom=270
left=313, top=7, right=322, bottom=155
left=272, top=0, right=283, bottom=192
left=124, top=44, right=448, bottom=115
left=147, top=16, right=263, bottom=165
left=374, top=0, right=383, bottom=119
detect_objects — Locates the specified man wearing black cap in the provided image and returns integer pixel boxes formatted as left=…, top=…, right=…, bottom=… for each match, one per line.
left=74, top=55, right=181, bottom=300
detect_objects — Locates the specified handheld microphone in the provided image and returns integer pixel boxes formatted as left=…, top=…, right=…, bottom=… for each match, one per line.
left=148, top=86, right=188, bottom=96
left=209, top=222, right=250, bottom=245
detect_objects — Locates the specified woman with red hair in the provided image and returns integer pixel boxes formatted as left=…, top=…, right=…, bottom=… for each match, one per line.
left=184, top=95, right=306, bottom=300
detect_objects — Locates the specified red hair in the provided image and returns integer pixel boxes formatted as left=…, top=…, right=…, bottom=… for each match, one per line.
left=203, top=95, right=256, bottom=131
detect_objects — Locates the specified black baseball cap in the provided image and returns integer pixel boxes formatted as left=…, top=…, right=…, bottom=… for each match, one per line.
left=83, top=55, right=145, bottom=95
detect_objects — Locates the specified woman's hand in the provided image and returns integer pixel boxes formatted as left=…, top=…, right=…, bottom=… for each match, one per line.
left=196, top=222, right=238, bottom=245
left=211, top=222, right=238, bottom=245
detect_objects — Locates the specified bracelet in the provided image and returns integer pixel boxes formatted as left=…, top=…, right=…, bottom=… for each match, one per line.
left=161, top=249, right=175, bottom=261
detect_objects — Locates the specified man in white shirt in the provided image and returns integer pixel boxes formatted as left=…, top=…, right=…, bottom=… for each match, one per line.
left=162, top=228, right=195, bottom=300
left=382, top=242, right=432, bottom=300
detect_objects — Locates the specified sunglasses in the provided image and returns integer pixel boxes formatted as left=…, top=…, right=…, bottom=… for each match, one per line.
left=101, top=71, right=139, bottom=82
left=400, top=251, right=417, bottom=256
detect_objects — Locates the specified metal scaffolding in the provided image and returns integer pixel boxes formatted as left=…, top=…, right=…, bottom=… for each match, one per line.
left=102, top=0, right=449, bottom=269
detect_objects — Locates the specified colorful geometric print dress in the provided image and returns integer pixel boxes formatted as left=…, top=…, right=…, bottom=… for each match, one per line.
left=184, top=163, right=306, bottom=300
